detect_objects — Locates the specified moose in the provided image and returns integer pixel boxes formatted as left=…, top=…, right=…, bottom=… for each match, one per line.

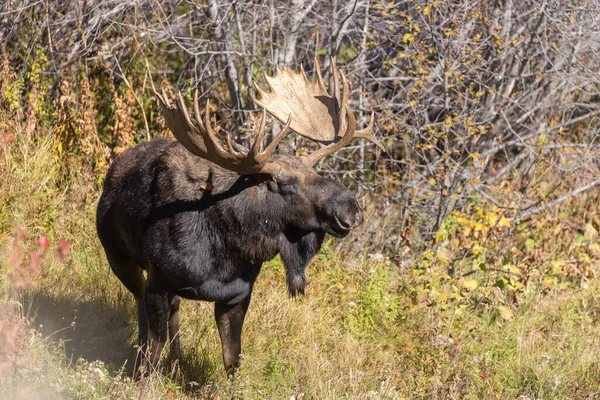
left=96, top=59, right=384, bottom=374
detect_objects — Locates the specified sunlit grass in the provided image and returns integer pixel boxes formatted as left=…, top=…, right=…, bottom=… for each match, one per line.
left=1, top=130, right=600, bottom=399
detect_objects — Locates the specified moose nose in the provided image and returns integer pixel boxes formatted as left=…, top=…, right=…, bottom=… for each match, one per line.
left=334, top=209, right=363, bottom=231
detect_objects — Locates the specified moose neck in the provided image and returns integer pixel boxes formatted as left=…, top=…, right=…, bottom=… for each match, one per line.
left=206, top=174, right=290, bottom=262
left=206, top=172, right=324, bottom=293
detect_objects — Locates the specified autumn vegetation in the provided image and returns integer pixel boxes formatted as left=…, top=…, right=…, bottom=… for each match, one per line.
left=1, top=0, right=599, bottom=398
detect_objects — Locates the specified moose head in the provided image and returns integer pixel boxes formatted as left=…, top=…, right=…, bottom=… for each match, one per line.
left=155, top=58, right=384, bottom=242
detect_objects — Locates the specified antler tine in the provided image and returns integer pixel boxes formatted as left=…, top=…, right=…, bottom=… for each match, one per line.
left=159, top=88, right=170, bottom=107
left=251, top=80, right=268, bottom=101
left=193, top=89, right=206, bottom=133
left=331, top=57, right=341, bottom=109
left=335, top=68, right=350, bottom=138
left=158, top=89, right=206, bottom=157
left=203, top=99, right=229, bottom=156
left=299, top=63, right=309, bottom=81
left=303, top=104, right=357, bottom=167
left=251, top=108, right=268, bottom=154
left=355, top=111, right=374, bottom=137
left=262, top=71, right=276, bottom=92
left=177, top=91, right=195, bottom=131
left=226, top=135, right=242, bottom=156
left=260, top=114, right=292, bottom=161
left=314, top=57, right=327, bottom=92
left=355, top=112, right=386, bottom=152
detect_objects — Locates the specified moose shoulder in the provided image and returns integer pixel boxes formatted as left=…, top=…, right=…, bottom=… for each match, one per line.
left=96, top=59, right=384, bottom=375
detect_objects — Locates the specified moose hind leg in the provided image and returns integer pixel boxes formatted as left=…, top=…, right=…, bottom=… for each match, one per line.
left=137, top=300, right=149, bottom=354
left=214, top=295, right=252, bottom=375
left=104, top=253, right=147, bottom=351
left=168, top=294, right=181, bottom=360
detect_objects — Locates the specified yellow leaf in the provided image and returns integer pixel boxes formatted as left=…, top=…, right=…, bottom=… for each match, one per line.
left=536, top=133, right=548, bottom=146
left=57, top=141, right=63, bottom=156
left=472, top=221, right=487, bottom=232
left=200, top=182, right=214, bottom=191
left=423, top=6, right=430, bottom=15
left=585, top=222, right=598, bottom=241
left=443, top=28, right=454, bottom=37
left=435, top=292, right=449, bottom=302
left=498, top=306, right=513, bottom=321
left=462, top=278, right=478, bottom=291
left=499, top=216, right=510, bottom=227
left=403, top=33, right=414, bottom=45
left=485, top=211, right=498, bottom=226
left=429, top=178, right=437, bottom=185
left=509, top=265, right=523, bottom=277
left=589, top=242, right=600, bottom=256
left=437, top=247, right=452, bottom=265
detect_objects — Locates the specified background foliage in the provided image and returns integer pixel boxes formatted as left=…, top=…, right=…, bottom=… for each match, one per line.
left=0, top=0, right=599, bottom=398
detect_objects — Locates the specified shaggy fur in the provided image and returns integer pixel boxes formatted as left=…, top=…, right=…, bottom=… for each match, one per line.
left=96, top=138, right=363, bottom=373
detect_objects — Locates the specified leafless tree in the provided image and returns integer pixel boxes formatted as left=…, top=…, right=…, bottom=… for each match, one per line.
left=2, top=0, right=599, bottom=252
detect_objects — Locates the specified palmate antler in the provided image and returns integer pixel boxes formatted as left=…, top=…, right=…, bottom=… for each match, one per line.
left=157, top=58, right=384, bottom=174
left=253, top=58, right=386, bottom=166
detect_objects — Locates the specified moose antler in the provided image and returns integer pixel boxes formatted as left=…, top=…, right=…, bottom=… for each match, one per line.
left=252, top=57, right=385, bottom=166
left=156, top=89, right=292, bottom=175
left=157, top=59, right=383, bottom=173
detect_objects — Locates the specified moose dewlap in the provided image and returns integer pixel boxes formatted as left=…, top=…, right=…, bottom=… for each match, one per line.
left=96, top=59, right=384, bottom=375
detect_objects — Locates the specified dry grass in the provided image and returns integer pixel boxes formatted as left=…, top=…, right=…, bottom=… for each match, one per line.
left=1, top=53, right=599, bottom=399
left=1, top=135, right=599, bottom=399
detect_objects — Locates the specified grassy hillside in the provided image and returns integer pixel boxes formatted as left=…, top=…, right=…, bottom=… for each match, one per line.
left=1, top=121, right=599, bottom=399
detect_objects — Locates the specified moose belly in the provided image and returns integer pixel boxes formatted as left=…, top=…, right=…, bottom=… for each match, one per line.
left=175, top=277, right=252, bottom=305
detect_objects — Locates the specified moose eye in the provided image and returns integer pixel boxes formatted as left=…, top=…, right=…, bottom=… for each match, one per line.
left=279, top=181, right=297, bottom=194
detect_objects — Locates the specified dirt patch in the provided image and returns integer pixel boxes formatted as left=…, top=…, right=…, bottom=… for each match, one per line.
left=25, top=293, right=137, bottom=375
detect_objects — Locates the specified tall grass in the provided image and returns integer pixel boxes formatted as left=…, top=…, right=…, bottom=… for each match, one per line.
left=0, top=50, right=599, bottom=399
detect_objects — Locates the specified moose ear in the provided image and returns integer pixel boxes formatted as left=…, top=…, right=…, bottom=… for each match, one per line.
left=275, top=141, right=294, bottom=156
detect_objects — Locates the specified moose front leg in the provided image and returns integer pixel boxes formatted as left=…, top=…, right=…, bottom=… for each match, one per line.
left=144, top=289, right=170, bottom=368
left=214, top=295, right=251, bottom=375
left=168, top=294, right=182, bottom=360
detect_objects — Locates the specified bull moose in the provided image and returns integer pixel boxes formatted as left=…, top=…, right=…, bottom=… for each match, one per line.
left=96, top=59, right=384, bottom=374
